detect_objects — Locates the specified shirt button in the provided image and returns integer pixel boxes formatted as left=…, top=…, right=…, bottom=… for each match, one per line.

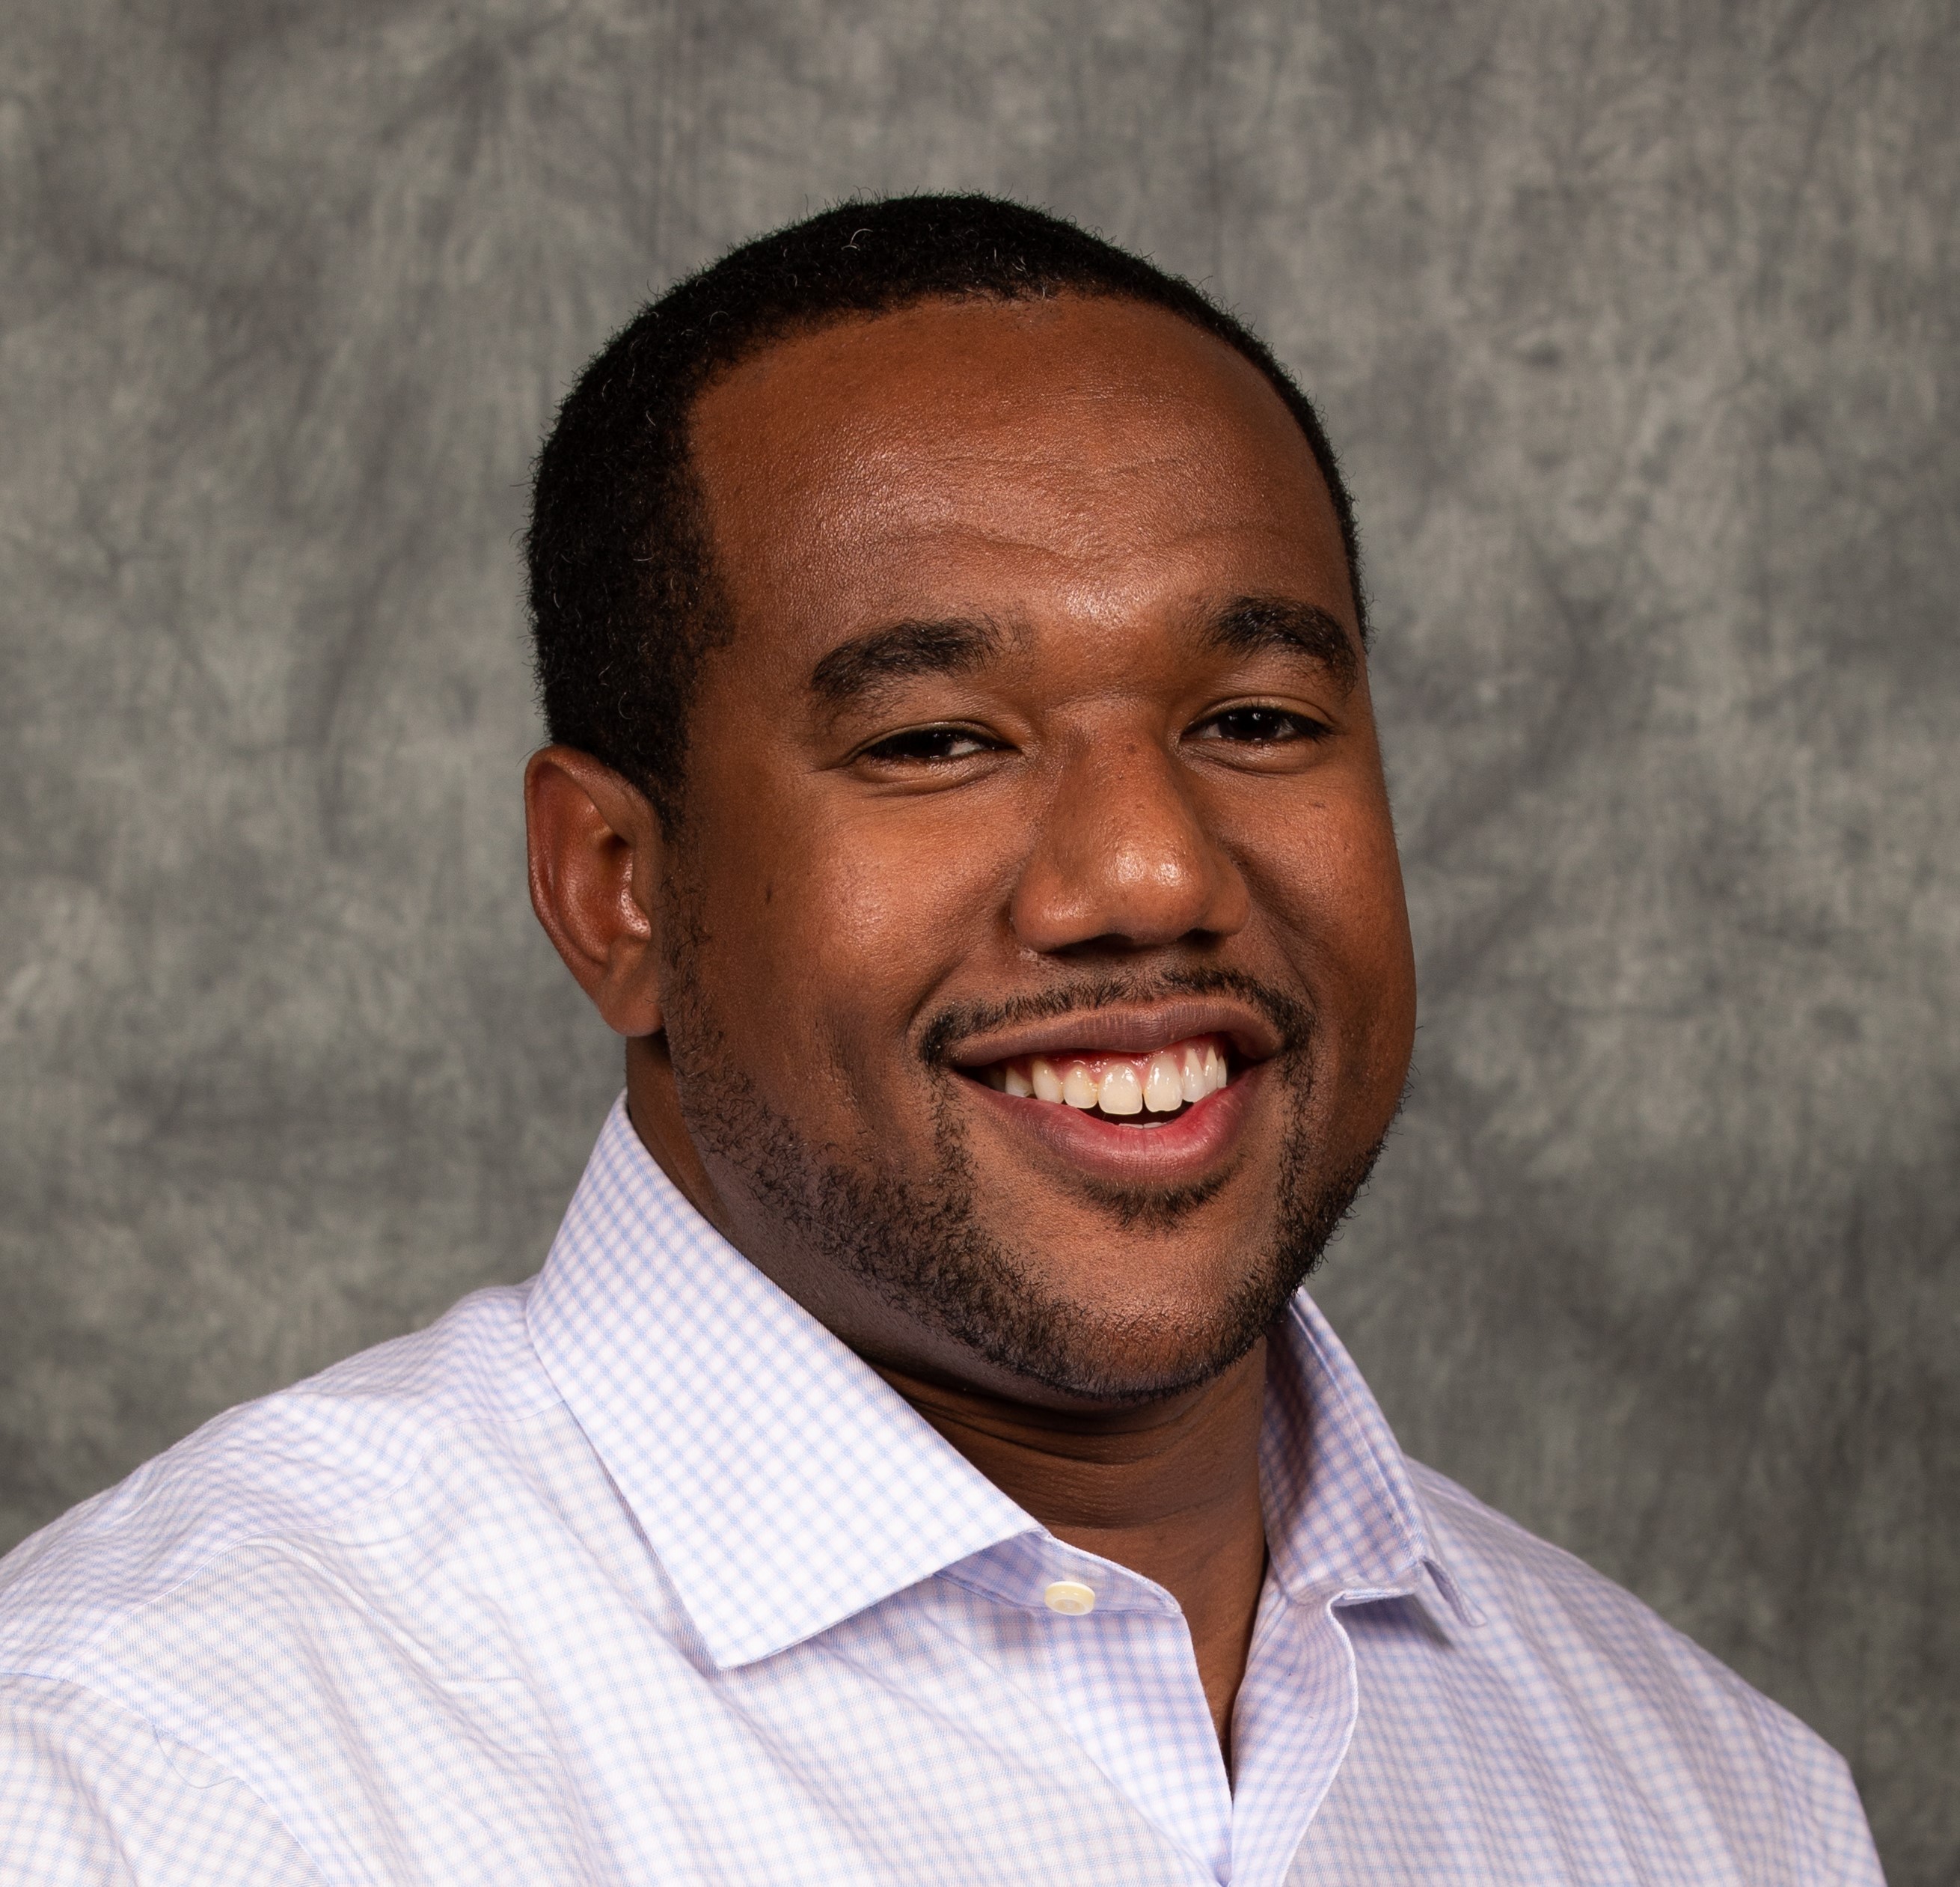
left=1043, top=1579, right=1097, bottom=1616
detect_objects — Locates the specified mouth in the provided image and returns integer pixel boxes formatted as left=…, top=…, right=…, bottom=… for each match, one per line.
left=968, top=1033, right=1234, bottom=1128
left=943, top=997, right=1285, bottom=1182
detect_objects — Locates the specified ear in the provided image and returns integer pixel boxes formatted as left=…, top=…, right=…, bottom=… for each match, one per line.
left=524, top=745, right=669, bottom=1038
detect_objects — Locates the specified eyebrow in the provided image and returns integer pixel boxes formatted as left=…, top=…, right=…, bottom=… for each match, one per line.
left=1204, top=596, right=1359, bottom=693
left=806, top=596, right=1358, bottom=709
left=808, top=617, right=1007, bottom=708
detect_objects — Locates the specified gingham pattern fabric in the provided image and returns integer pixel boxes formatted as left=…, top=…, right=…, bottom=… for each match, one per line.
left=0, top=1095, right=1881, bottom=1884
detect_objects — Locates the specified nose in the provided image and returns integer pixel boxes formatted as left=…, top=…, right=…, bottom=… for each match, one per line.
left=1009, top=729, right=1250, bottom=955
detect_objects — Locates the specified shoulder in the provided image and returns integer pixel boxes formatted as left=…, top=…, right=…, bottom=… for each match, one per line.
left=0, top=1284, right=557, bottom=1682
left=1400, top=1459, right=1878, bottom=1878
left=0, top=1285, right=697, bottom=1884
left=1412, top=1458, right=1762, bottom=1696
left=1410, top=1457, right=1813, bottom=1743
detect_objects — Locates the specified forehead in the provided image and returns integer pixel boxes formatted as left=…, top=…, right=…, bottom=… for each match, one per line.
left=686, top=295, right=1353, bottom=653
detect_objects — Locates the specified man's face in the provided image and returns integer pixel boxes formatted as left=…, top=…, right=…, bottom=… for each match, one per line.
left=656, top=293, right=1415, bottom=1404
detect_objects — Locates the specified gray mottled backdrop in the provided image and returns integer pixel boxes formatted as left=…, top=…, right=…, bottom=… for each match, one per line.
left=3, top=0, right=1954, bottom=1876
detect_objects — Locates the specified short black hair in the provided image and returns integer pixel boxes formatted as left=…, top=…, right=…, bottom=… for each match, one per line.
left=526, top=193, right=1364, bottom=821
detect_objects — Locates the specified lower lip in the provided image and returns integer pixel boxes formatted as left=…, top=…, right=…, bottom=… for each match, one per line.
left=959, top=1061, right=1266, bottom=1186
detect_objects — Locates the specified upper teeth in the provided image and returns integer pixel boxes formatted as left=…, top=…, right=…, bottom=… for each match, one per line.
left=985, top=1036, right=1230, bottom=1113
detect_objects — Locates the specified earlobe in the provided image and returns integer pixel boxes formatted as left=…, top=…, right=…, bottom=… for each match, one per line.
left=524, top=746, right=668, bottom=1038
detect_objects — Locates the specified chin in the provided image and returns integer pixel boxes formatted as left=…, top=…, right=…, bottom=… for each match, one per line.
left=900, top=1229, right=1312, bottom=1405
left=670, top=1007, right=1385, bottom=1406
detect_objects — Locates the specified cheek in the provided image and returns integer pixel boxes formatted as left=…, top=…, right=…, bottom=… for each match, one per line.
left=1249, top=801, right=1416, bottom=1067
left=684, top=791, right=1002, bottom=1095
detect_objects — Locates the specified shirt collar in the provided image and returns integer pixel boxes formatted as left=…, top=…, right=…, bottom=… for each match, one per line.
left=527, top=1098, right=1035, bottom=1669
left=528, top=1095, right=1475, bottom=1670
left=1263, top=1294, right=1482, bottom=1625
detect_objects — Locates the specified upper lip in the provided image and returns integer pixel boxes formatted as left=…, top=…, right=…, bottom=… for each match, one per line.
left=946, top=998, right=1287, bottom=1070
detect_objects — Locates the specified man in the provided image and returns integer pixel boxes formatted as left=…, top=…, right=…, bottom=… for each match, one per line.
left=0, top=196, right=1880, bottom=1883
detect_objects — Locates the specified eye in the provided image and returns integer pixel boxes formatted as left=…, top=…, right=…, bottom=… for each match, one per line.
left=857, top=724, right=1004, bottom=765
left=1189, top=705, right=1332, bottom=746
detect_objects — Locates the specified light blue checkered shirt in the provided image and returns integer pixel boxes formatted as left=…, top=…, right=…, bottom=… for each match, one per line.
left=0, top=1096, right=1881, bottom=1883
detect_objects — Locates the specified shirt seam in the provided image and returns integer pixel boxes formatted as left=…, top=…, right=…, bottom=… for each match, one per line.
left=0, top=1672, right=331, bottom=1884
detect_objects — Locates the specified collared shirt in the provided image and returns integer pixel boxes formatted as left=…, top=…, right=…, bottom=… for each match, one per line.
left=0, top=1098, right=1881, bottom=1884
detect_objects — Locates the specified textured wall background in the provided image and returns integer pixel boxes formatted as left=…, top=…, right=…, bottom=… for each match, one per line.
left=3, top=0, right=1953, bottom=1875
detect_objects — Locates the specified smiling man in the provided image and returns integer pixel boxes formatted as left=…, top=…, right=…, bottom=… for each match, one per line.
left=0, top=198, right=1881, bottom=1883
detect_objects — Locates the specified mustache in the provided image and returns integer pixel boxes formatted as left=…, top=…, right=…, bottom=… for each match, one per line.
left=916, top=965, right=1314, bottom=1068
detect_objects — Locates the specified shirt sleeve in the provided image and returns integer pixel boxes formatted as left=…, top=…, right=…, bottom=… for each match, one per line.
left=0, top=1675, right=323, bottom=1887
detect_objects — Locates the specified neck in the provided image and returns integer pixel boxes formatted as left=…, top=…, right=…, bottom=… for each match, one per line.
left=870, top=1343, right=1272, bottom=1763
left=621, top=1056, right=1273, bottom=1762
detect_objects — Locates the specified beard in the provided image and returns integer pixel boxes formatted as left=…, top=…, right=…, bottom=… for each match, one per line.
left=663, top=945, right=1390, bottom=1404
